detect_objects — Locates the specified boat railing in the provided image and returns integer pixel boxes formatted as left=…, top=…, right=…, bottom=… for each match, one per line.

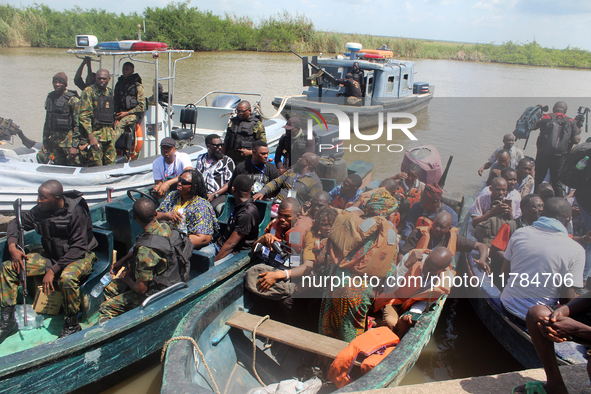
left=193, top=91, right=263, bottom=107
left=141, top=282, right=189, bottom=309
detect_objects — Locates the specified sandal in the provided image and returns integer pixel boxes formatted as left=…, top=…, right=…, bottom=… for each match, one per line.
left=512, top=381, right=547, bottom=394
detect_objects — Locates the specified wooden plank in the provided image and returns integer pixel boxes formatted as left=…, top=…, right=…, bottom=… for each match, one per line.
left=226, top=311, right=349, bottom=360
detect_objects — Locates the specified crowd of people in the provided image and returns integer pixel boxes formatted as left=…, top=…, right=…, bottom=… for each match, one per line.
left=4, top=84, right=591, bottom=393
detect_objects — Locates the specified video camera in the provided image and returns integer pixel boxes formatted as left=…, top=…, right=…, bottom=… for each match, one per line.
left=253, top=241, right=300, bottom=269
left=576, top=106, right=590, bottom=132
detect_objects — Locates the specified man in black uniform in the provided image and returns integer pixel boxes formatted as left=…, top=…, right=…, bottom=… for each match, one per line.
left=0, top=180, right=98, bottom=341
left=336, top=73, right=362, bottom=102
left=275, top=117, right=315, bottom=175
left=223, top=100, right=266, bottom=165
left=230, top=140, right=279, bottom=193
left=113, top=62, right=145, bottom=145
left=534, top=101, right=581, bottom=197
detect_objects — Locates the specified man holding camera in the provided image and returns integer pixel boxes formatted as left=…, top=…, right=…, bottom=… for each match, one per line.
left=534, top=101, right=581, bottom=197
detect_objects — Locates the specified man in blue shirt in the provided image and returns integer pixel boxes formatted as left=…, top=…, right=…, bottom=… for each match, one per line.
left=328, top=174, right=363, bottom=209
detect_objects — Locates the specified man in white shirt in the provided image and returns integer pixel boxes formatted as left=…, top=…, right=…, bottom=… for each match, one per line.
left=151, top=137, right=193, bottom=198
left=500, top=197, right=585, bottom=322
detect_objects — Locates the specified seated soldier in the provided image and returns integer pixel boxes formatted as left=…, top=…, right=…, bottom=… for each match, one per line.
left=399, top=211, right=490, bottom=272
left=375, top=247, right=454, bottom=338
left=328, top=174, right=363, bottom=209
left=213, top=175, right=260, bottom=264
left=99, top=198, right=175, bottom=321
left=485, top=149, right=512, bottom=186
left=155, top=169, right=218, bottom=250
left=301, top=191, right=330, bottom=218
left=514, top=294, right=591, bottom=394
left=402, top=183, right=458, bottom=239
left=253, top=152, right=323, bottom=206
left=391, top=163, right=425, bottom=207
left=0, top=180, right=98, bottom=340
left=490, top=194, right=544, bottom=274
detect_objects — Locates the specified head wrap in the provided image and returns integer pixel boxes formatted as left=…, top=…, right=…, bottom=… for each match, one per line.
left=53, top=72, right=68, bottom=86
left=423, top=184, right=443, bottom=201
left=363, top=189, right=398, bottom=218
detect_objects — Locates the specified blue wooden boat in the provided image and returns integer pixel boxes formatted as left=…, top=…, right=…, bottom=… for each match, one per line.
left=0, top=190, right=272, bottom=394
left=160, top=193, right=473, bottom=392
left=461, top=218, right=587, bottom=368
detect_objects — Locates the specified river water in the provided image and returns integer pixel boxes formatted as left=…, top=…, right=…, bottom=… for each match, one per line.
left=1, top=48, right=591, bottom=392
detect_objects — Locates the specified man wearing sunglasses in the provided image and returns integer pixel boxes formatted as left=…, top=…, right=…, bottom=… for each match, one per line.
left=223, top=101, right=266, bottom=165
left=196, top=134, right=235, bottom=213
left=152, top=137, right=193, bottom=199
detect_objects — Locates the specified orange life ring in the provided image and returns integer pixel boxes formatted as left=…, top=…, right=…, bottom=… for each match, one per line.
left=131, top=122, right=143, bottom=159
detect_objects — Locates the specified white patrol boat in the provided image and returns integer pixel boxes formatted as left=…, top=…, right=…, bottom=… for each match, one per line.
left=0, top=35, right=286, bottom=214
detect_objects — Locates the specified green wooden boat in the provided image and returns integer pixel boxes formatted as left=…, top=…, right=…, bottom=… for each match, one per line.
left=160, top=193, right=472, bottom=393
left=0, top=191, right=273, bottom=394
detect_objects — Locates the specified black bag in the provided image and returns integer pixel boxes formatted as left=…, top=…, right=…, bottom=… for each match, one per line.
left=559, top=141, right=591, bottom=189
left=514, top=105, right=545, bottom=140
left=134, top=229, right=194, bottom=288
left=537, top=114, right=574, bottom=155
left=115, top=131, right=133, bottom=152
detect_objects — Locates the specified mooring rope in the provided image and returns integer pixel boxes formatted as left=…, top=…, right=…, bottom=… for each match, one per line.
left=252, top=315, right=271, bottom=386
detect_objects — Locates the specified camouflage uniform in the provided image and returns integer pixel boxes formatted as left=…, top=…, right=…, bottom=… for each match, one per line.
left=79, top=85, right=116, bottom=166
left=113, top=79, right=146, bottom=142
left=0, top=251, right=95, bottom=315
left=37, top=91, right=82, bottom=166
left=98, top=221, right=171, bottom=320
left=225, top=119, right=266, bottom=165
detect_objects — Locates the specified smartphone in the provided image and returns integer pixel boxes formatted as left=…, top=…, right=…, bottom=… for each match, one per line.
left=503, top=199, right=512, bottom=206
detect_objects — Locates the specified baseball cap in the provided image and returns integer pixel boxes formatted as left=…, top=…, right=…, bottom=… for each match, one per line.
left=160, top=137, right=175, bottom=147
left=284, top=117, right=301, bottom=130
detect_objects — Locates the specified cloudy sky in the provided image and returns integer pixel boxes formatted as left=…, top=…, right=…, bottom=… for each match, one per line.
left=4, top=0, right=591, bottom=50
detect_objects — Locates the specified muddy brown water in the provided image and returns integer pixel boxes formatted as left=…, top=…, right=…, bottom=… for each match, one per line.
left=2, top=48, right=591, bottom=392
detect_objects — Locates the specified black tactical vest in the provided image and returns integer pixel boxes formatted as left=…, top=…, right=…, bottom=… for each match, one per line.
left=226, top=114, right=262, bottom=150
left=34, top=191, right=98, bottom=261
left=45, top=90, right=77, bottom=132
left=114, top=73, right=142, bottom=111
left=92, top=86, right=115, bottom=126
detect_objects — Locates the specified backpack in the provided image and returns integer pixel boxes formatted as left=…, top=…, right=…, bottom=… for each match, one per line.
left=537, top=114, right=574, bottom=156
left=134, top=228, right=194, bottom=288
left=559, top=141, right=591, bottom=189
left=514, top=105, right=546, bottom=140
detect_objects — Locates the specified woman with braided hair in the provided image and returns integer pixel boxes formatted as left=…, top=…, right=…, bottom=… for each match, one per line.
left=156, top=168, right=219, bottom=249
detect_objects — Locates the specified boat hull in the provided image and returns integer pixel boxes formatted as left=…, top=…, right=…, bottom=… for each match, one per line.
left=272, top=93, right=433, bottom=130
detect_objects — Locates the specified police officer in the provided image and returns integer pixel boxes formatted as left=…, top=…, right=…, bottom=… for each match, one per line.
left=79, top=68, right=116, bottom=166
left=37, top=72, right=82, bottom=166
left=223, top=100, right=266, bottom=165
left=0, top=180, right=98, bottom=341
left=114, top=62, right=145, bottom=145
left=98, top=198, right=172, bottom=322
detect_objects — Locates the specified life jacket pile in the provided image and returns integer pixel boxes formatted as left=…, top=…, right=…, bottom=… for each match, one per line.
left=114, top=73, right=142, bottom=111
left=45, top=90, right=78, bottom=132
left=328, top=327, right=400, bottom=388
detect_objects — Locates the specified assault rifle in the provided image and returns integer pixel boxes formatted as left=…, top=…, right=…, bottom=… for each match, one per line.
left=13, top=198, right=27, bottom=326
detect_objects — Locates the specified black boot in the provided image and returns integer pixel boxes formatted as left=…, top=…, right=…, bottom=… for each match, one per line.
left=0, top=306, right=18, bottom=343
left=59, top=315, right=81, bottom=338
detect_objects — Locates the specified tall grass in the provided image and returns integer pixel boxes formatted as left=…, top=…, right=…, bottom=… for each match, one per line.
left=2, top=3, right=591, bottom=69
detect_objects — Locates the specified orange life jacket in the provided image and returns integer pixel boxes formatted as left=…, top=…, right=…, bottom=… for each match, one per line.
left=373, top=250, right=453, bottom=313
left=415, top=216, right=433, bottom=227
left=415, top=226, right=459, bottom=256
left=328, top=327, right=400, bottom=388
left=267, top=216, right=314, bottom=255
left=395, top=184, right=421, bottom=206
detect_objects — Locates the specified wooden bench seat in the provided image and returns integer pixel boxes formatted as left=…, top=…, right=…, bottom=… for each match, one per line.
left=226, top=311, right=349, bottom=360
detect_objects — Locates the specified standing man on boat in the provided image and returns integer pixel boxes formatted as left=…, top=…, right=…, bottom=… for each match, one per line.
left=275, top=117, right=315, bottom=175
left=223, top=100, right=266, bottom=165
left=0, top=180, right=98, bottom=341
left=74, top=56, right=96, bottom=91
left=113, top=62, right=146, bottom=146
left=230, top=140, right=279, bottom=195
left=335, top=73, right=362, bottom=104
left=195, top=134, right=235, bottom=214
left=37, top=72, right=82, bottom=166
left=534, top=101, right=581, bottom=197
left=79, top=69, right=116, bottom=166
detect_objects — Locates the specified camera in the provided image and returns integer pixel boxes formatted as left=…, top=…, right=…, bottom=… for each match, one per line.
left=253, top=241, right=298, bottom=269
left=576, top=106, right=590, bottom=131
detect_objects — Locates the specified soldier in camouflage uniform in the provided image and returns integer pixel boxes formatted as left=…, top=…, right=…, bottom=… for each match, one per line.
left=0, top=180, right=97, bottom=342
left=36, top=72, right=83, bottom=166
left=113, top=62, right=146, bottom=147
left=223, top=100, right=266, bottom=165
left=98, top=198, right=170, bottom=321
left=79, top=69, right=116, bottom=166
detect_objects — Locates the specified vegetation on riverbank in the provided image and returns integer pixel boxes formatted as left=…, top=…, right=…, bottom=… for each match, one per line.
left=2, top=3, right=591, bottom=69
